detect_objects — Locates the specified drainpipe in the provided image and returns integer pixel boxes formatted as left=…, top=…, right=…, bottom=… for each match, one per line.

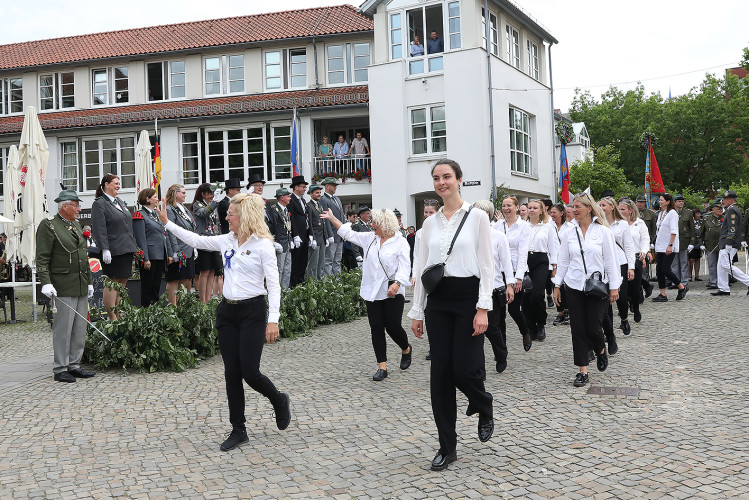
left=311, top=7, right=330, bottom=89
left=484, top=0, right=497, bottom=204
left=548, top=44, right=556, bottom=202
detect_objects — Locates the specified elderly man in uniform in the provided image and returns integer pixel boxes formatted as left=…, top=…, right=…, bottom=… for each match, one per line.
left=699, top=201, right=723, bottom=290
left=218, top=178, right=242, bottom=234
left=306, top=185, right=329, bottom=280
left=712, top=190, right=749, bottom=295
left=288, top=175, right=312, bottom=287
left=267, top=188, right=294, bottom=289
left=636, top=194, right=656, bottom=296
left=320, top=177, right=345, bottom=276
left=36, top=190, right=94, bottom=383
left=351, top=205, right=373, bottom=266
left=670, top=194, right=695, bottom=290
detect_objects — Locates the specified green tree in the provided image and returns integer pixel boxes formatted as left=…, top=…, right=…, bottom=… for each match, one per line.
left=728, top=182, right=749, bottom=210
left=568, top=145, right=636, bottom=200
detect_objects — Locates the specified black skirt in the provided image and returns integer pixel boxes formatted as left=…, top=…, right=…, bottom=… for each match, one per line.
left=101, top=253, right=133, bottom=279
left=166, top=256, right=196, bottom=282
left=195, top=250, right=222, bottom=273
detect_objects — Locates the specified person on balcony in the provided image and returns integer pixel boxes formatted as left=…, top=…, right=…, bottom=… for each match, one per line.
left=350, top=132, right=370, bottom=171
left=427, top=31, right=444, bottom=54
left=318, top=136, right=333, bottom=157
left=410, top=35, right=424, bottom=57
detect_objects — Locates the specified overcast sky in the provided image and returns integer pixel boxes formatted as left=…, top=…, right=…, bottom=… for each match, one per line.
left=3, top=0, right=747, bottom=112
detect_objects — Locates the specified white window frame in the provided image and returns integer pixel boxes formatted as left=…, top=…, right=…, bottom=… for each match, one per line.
left=409, top=104, right=447, bottom=157
left=0, top=144, right=10, bottom=198
left=526, top=40, right=539, bottom=80
left=270, top=123, right=292, bottom=181
left=1, top=77, right=23, bottom=115
left=59, top=139, right=79, bottom=191
left=80, top=135, right=137, bottom=192
left=505, top=24, right=520, bottom=69
left=146, top=60, right=186, bottom=101
left=203, top=54, right=245, bottom=96
left=263, top=49, right=307, bottom=91
left=447, top=1, right=461, bottom=50
left=326, top=42, right=370, bottom=86
left=39, top=71, right=75, bottom=111
left=199, top=126, right=270, bottom=185
left=509, top=107, right=532, bottom=176
left=389, top=13, right=403, bottom=60
left=91, top=66, right=129, bottom=106
left=482, top=9, right=499, bottom=56
left=180, top=130, right=202, bottom=186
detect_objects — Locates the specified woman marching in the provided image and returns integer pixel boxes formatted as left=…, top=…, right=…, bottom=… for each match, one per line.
left=158, top=193, right=291, bottom=451
left=409, top=159, right=494, bottom=471
left=618, top=198, right=650, bottom=323
left=652, top=193, right=687, bottom=301
left=553, top=192, right=621, bottom=387
left=163, top=184, right=197, bottom=306
left=412, top=199, right=441, bottom=361
left=549, top=203, right=572, bottom=326
left=192, top=183, right=222, bottom=303
left=320, top=208, right=412, bottom=381
left=132, top=188, right=173, bottom=307
left=599, top=196, right=636, bottom=347
left=523, top=200, right=559, bottom=342
left=494, top=196, right=533, bottom=351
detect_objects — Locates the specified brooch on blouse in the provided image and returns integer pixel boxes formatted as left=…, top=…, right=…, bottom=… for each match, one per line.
left=224, top=249, right=235, bottom=268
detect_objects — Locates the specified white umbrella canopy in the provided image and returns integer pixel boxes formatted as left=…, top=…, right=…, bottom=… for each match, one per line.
left=135, top=130, right=153, bottom=199
left=3, top=145, right=21, bottom=263
left=17, top=106, right=50, bottom=268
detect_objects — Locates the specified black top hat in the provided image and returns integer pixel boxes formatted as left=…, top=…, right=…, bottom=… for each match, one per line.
left=246, top=174, right=266, bottom=189
left=357, top=205, right=370, bottom=216
left=290, top=175, right=308, bottom=187
left=601, top=189, right=614, bottom=198
left=224, top=178, right=241, bottom=190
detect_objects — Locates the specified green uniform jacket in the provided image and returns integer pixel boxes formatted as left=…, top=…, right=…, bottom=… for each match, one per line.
left=35, top=215, right=92, bottom=297
left=677, top=208, right=696, bottom=249
left=639, top=208, right=657, bottom=244
left=698, top=213, right=722, bottom=252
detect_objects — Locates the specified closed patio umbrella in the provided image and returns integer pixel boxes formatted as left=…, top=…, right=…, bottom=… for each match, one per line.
left=3, top=145, right=21, bottom=265
left=135, top=130, right=153, bottom=201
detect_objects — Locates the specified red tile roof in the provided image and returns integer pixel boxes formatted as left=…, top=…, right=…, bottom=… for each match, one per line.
left=0, top=86, right=368, bottom=135
left=0, top=5, right=372, bottom=71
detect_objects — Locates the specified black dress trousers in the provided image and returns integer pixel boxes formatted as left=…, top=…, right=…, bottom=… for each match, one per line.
left=140, top=259, right=165, bottom=307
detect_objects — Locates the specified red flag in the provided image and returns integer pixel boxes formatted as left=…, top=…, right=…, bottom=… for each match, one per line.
left=647, top=140, right=665, bottom=193
left=559, top=143, right=570, bottom=204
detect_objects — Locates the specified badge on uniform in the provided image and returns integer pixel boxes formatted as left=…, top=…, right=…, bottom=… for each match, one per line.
left=224, top=249, right=235, bottom=268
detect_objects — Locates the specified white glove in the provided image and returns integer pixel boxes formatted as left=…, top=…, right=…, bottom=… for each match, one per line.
left=726, top=245, right=732, bottom=251
left=214, top=188, right=223, bottom=197
left=42, top=284, right=57, bottom=298
left=273, top=242, right=283, bottom=253
left=325, top=239, right=330, bottom=248
left=173, top=253, right=179, bottom=260
left=357, top=261, right=363, bottom=268
left=687, top=245, right=694, bottom=252
left=309, top=236, right=318, bottom=250
left=194, top=248, right=199, bottom=259
left=293, top=236, right=302, bottom=247
left=327, top=237, right=334, bottom=244
left=700, top=245, right=706, bottom=251
left=356, top=256, right=363, bottom=263
left=102, top=249, right=112, bottom=264
left=742, top=241, right=748, bottom=249
left=88, top=285, right=94, bottom=298
left=649, top=244, right=655, bottom=250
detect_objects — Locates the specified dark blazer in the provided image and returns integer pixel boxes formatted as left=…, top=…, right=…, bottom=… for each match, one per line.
left=90, top=195, right=136, bottom=256
left=307, top=199, right=329, bottom=246
left=320, top=192, right=345, bottom=242
left=166, top=204, right=196, bottom=257
left=288, top=194, right=312, bottom=240
left=133, top=208, right=173, bottom=261
left=720, top=204, right=743, bottom=249
left=351, top=221, right=372, bottom=260
left=192, top=199, right=220, bottom=236
left=218, top=197, right=231, bottom=234
left=267, top=203, right=293, bottom=252
left=36, top=215, right=92, bottom=297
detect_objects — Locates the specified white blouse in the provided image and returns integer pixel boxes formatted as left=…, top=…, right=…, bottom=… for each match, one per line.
left=164, top=221, right=281, bottom=323
left=629, top=218, right=650, bottom=255
left=527, top=221, right=559, bottom=265
left=490, top=227, right=515, bottom=289
left=552, top=219, right=623, bottom=292
left=492, top=218, right=531, bottom=279
left=338, top=225, right=411, bottom=301
left=655, top=209, right=679, bottom=253
left=408, top=202, right=494, bottom=321
left=412, top=228, right=423, bottom=279
left=609, top=219, right=636, bottom=269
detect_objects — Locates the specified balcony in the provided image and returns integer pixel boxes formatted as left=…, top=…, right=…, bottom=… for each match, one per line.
left=312, top=156, right=371, bottom=184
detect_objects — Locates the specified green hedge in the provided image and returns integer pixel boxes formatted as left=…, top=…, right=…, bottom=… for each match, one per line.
left=84, top=270, right=366, bottom=373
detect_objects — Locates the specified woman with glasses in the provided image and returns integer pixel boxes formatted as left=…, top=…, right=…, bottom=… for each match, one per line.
left=523, top=200, right=559, bottom=343
left=653, top=193, right=687, bottom=301
left=618, top=198, right=649, bottom=323
left=192, top=183, right=222, bottom=303
left=412, top=199, right=441, bottom=360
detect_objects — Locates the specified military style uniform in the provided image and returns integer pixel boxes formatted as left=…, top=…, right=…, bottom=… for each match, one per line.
left=36, top=192, right=93, bottom=381
left=671, top=207, right=695, bottom=286
left=267, top=189, right=293, bottom=289
left=699, top=210, right=722, bottom=287
left=639, top=207, right=657, bottom=245
left=715, top=197, right=749, bottom=293
left=351, top=218, right=373, bottom=264
left=306, top=187, right=330, bottom=280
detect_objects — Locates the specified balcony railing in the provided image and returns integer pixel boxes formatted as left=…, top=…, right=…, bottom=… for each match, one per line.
left=313, top=156, right=371, bottom=182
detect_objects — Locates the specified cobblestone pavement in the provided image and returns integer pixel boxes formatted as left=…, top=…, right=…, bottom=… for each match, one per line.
left=1, top=282, right=748, bottom=499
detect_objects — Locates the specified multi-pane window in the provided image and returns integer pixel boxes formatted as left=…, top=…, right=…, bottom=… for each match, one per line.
left=527, top=40, right=539, bottom=80
left=506, top=25, right=520, bottom=69
left=82, top=136, right=135, bottom=191
left=482, top=9, right=499, bottom=56
left=509, top=108, right=532, bottom=175
left=406, top=4, right=444, bottom=75
left=272, top=125, right=292, bottom=180
left=147, top=60, right=186, bottom=101
left=390, top=13, right=403, bottom=60
left=39, top=72, right=74, bottom=110
left=264, top=49, right=307, bottom=90
left=327, top=43, right=370, bottom=85
left=447, top=1, right=461, bottom=49
left=92, top=67, right=129, bottom=105
left=0, top=146, right=8, bottom=196
left=199, top=127, right=269, bottom=184
left=204, top=54, right=244, bottom=96
left=410, top=105, right=447, bottom=156
left=60, top=141, right=78, bottom=190
left=181, top=132, right=201, bottom=185
left=1, top=78, right=23, bottom=115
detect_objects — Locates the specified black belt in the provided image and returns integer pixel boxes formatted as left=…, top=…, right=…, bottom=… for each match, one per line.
left=223, top=296, right=264, bottom=305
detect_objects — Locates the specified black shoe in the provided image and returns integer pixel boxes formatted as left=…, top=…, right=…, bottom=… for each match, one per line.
left=676, top=287, right=686, bottom=300
left=561, top=312, right=570, bottom=325
left=496, top=361, right=507, bottom=373
left=652, top=294, right=668, bottom=302
left=372, top=368, right=388, bottom=381
left=536, top=326, right=546, bottom=341
left=620, top=320, right=631, bottom=336
left=478, top=415, right=494, bottom=442
left=400, top=345, right=412, bottom=370
left=426, top=351, right=431, bottom=360
left=711, top=291, right=730, bottom=296
left=552, top=313, right=565, bottom=326
left=522, top=333, right=532, bottom=352
left=667, top=284, right=678, bottom=290
left=53, top=372, right=76, bottom=383
left=546, top=296, right=554, bottom=308
left=273, top=393, right=291, bottom=430
left=706, top=284, right=718, bottom=290
left=220, top=427, right=248, bottom=451
left=633, top=310, right=641, bottom=323
left=596, top=350, right=609, bottom=372
left=608, top=337, right=618, bottom=355
left=694, top=277, right=702, bottom=281
left=431, top=450, right=457, bottom=471
left=573, top=372, right=589, bottom=387
left=68, top=368, right=95, bottom=378
left=404, top=299, right=411, bottom=303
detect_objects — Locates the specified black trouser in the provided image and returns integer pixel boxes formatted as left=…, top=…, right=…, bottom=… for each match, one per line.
left=290, top=240, right=309, bottom=287
left=425, top=277, right=493, bottom=454
left=556, top=286, right=568, bottom=313
left=342, top=248, right=357, bottom=271
left=522, top=252, right=549, bottom=334
left=485, top=288, right=508, bottom=364
left=656, top=252, right=680, bottom=290
left=641, top=258, right=652, bottom=291
left=603, top=263, right=628, bottom=341
left=216, top=297, right=283, bottom=429
left=628, top=257, right=644, bottom=314
left=565, top=286, right=608, bottom=367
left=504, top=287, right=529, bottom=338
left=365, top=295, right=410, bottom=363
left=139, top=259, right=165, bottom=307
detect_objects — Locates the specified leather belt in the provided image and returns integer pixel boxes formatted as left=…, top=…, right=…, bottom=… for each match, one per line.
left=223, top=296, right=263, bottom=305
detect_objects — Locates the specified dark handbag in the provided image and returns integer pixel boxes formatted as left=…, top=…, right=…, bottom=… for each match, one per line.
left=574, top=228, right=609, bottom=300
left=421, top=207, right=472, bottom=294
left=522, top=274, right=533, bottom=291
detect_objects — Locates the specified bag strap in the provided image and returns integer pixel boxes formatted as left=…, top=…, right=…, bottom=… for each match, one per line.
left=574, top=227, right=588, bottom=276
left=446, top=206, right=472, bottom=258
left=376, top=240, right=395, bottom=281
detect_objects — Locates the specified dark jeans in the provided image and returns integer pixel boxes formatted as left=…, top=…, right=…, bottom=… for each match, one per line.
left=565, top=286, right=608, bottom=367
left=522, top=252, right=549, bottom=333
left=290, top=240, right=309, bottom=287
left=486, top=288, right=508, bottom=364
left=365, top=295, right=410, bottom=363
left=656, top=252, right=680, bottom=290
left=216, top=298, right=283, bottom=429
left=425, top=277, right=492, bottom=454
left=139, top=259, right=164, bottom=307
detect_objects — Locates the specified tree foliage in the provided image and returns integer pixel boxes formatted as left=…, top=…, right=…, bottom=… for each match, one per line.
left=569, top=145, right=635, bottom=200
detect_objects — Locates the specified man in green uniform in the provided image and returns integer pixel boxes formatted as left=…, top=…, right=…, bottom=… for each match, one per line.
left=699, top=201, right=723, bottom=289
left=36, top=190, right=94, bottom=383
left=712, top=190, right=749, bottom=295
left=671, top=194, right=695, bottom=288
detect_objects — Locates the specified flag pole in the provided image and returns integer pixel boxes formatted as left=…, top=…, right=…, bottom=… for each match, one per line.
left=645, top=136, right=651, bottom=209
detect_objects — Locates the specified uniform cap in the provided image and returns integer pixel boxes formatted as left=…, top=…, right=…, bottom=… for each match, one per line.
left=275, top=188, right=290, bottom=198
left=54, top=190, right=81, bottom=203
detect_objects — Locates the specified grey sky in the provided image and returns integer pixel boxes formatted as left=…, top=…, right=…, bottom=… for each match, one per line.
left=3, top=0, right=747, bottom=112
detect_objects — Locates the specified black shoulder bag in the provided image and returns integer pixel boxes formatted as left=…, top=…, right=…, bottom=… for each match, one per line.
left=421, top=206, right=472, bottom=294
left=574, top=227, right=609, bottom=300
